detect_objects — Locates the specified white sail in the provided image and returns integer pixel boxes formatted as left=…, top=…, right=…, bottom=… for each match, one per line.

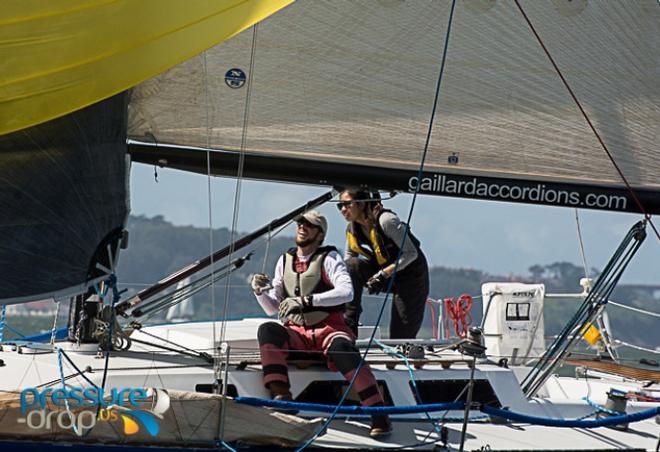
left=165, top=277, right=195, bottom=322
left=128, top=0, right=660, bottom=211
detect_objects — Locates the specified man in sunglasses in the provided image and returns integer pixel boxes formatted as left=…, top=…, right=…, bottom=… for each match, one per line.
left=251, top=210, right=391, bottom=438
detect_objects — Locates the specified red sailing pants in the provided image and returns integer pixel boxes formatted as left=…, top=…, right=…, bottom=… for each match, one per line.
left=257, top=312, right=384, bottom=406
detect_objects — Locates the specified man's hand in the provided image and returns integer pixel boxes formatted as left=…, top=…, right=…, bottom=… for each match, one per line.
left=250, top=273, right=272, bottom=295
left=278, top=297, right=305, bottom=325
left=366, top=270, right=389, bottom=295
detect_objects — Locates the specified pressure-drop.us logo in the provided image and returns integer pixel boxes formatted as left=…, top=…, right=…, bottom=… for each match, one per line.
left=17, top=386, right=170, bottom=437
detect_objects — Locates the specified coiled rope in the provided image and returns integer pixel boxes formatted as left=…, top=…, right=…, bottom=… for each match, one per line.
left=444, top=294, right=473, bottom=339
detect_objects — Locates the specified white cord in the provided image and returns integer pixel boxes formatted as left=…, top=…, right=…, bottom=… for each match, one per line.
left=613, top=339, right=660, bottom=356
left=608, top=300, right=660, bottom=318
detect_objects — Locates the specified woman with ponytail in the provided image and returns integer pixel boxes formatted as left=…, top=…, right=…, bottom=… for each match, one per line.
left=337, top=188, right=429, bottom=339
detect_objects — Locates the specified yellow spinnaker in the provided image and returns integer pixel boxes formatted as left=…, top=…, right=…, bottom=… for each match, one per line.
left=0, top=0, right=293, bottom=135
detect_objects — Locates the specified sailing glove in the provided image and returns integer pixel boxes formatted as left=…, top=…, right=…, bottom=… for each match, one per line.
left=250, top=273, right=272, bottom=294
left=278, top=297, right=305, bottom=325
left=279, top=296, right=327, bottom=326
left=366, top=270, right=389, bottom=295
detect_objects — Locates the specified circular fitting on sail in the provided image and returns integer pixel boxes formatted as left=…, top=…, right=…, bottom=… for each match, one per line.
left=552, top=0, right=588, bottom=17
left=225, top=68, right=246, bottom=89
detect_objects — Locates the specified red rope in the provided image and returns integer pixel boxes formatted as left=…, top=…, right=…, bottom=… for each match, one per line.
left=444, top=294, right=473, bottom=339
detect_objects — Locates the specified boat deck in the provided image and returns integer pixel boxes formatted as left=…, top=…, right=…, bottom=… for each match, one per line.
left=0, top=319, right=658, bottom=450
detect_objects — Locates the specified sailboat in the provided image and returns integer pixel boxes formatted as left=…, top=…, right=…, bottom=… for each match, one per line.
left=164, top=279, right=196, bottom=324
left=1, top=0, right=659, bottom=450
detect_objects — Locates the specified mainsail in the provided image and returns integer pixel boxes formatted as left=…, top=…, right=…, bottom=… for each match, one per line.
left=128, top=0, right=660, bottom=214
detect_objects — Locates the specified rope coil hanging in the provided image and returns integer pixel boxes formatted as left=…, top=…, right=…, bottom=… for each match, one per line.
left=444, top=294, right=473, bottom=339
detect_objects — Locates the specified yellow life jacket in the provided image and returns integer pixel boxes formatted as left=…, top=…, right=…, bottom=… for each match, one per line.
left=346, top=224, right=389, bottom=266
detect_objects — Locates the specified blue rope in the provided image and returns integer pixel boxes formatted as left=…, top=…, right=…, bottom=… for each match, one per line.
left=481, top=404, right=660, bottom=428
left=236, top=396, right=660, bottom=429
left=57, top=347, right=81, bottom=435
left=375, top=340, right=442, bottom=433
left=59, top=349, right=99, bottom=389
left=582, top=396, right=622, bottom=416
left=218, top=440, right=238, bottom=452
left=235, top=397, right=464, bottom=414
left=22, top=326, right=67, bottom=343
left=0, top=305, right=6, bottom=341
left=294, top=2, right=458, bottom=450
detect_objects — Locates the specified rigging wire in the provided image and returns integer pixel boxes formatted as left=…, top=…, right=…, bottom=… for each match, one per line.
left=574, top=209, right=590, bottom=281
left=521, top=221, right=646, bottom=396
left=573, top=209, right=618, bottom=361
left=134, top=256, right=250, bottom=320
left=130, top=219, right=292, bottom=323
left=295, top=1, right=458, bottom=449
left=514, top=0, right=659, bottom=243
left=219, top=22, right=259, bottom=346
left=201, top=41, right=217, bottom=365
left=218, top=22, right=260, bottom=449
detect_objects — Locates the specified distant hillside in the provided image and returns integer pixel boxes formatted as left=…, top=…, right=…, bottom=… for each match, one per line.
left=113, top=215, right=660, bottom=348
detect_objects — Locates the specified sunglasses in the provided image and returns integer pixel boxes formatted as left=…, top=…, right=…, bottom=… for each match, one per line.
left=296, top=219, right=319, bottom=229
left=336, top=201, right=354, bottom=211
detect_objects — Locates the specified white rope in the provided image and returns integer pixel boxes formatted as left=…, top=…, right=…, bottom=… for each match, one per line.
left=613, top=339, right=660, bottom=356
left=50, top=300, right=61, bottom=347
left=608, top=300, right=660, bottom=318
left=574, top=209, right=591, bottom=280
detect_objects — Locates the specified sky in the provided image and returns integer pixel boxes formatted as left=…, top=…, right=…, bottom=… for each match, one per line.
left=130, top=164, right=659, bottom=287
